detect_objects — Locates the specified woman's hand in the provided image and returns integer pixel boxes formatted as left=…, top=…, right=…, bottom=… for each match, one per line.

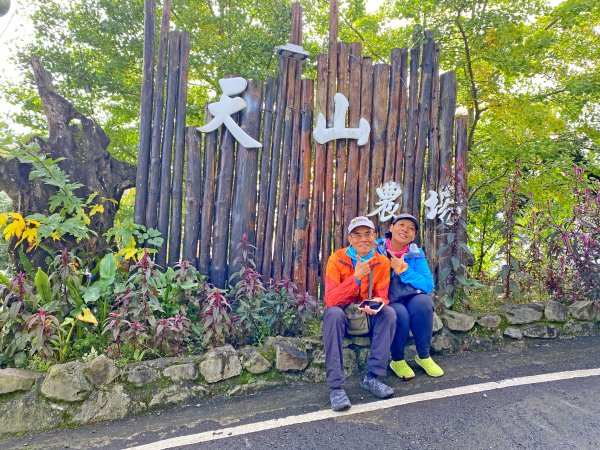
left=390, top=253, right=408, bottom=275
left=354, top=256, right=373, bottom=282
left=363, top=297, right=385, bottom=315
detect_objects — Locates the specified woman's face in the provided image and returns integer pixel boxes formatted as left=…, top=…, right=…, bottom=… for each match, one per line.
left=390, top=219, right=417, bottom=248
left=348, top=226, right=376, bottom=258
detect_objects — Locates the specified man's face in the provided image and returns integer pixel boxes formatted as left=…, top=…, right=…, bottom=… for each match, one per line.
left=348, top=226, right=376, bottom=257
left=390, top=219, right=417, bottom=247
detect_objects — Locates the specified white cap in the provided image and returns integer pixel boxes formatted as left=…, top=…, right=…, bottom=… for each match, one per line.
left=347, top=216, right=375, bottom=234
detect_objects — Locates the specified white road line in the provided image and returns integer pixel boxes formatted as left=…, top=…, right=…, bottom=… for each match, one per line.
left=128, top=368, right=600, bottom=450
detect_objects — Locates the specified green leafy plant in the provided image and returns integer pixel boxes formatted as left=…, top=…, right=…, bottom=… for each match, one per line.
left=0, top=145, right=106, bottom=250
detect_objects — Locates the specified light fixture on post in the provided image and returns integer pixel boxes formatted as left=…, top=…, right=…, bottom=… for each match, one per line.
left=274, top=42, right=309, bottom=61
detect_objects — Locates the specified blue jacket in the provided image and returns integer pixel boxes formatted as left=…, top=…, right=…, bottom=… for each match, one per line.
left=375, top=238, right=434, bottom=296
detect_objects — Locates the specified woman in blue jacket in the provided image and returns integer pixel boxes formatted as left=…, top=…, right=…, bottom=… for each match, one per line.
left=376, top=213, right=444, bottom=379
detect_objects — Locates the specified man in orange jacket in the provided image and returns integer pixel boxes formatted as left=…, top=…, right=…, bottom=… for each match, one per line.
left=323, top=216, right=396, bottom=411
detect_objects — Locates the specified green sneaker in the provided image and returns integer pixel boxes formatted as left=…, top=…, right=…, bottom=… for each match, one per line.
left=415, top=356, right=444, bottom=377
left=389, top=360, right=415, bottom=380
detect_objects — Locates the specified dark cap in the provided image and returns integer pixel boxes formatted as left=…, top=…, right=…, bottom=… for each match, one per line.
left=391, top=213, right=420, bottom=231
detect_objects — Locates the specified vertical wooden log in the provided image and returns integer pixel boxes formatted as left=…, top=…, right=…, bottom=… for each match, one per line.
left=272, top=61, right=297, bottom=279
left=333, top=42, right=349, bottom=250
left=145, top=0, right=172, bottom=229
left=272, top=4, right=303, bottom=279
left=293, top=79, right=314, bottom=292
left=402, top=45, right=421, bottom=215
left=156, top=32, right=180, bottom=269
left=369, top=63, right=390, bottom=236
left=357, top=57, right=373, bottom=216
left=261, top=55, right=289, bottom=277
left=133, top=0, right=155, bottom=226
left=307, top=54, right=328, bottom=296
left=283, top=56, right=303, bottom=279
left=436, top=70, right=457, bottom=294
left=395, top=48, right=409, bottom=182
left=455, top=115, right=469, bottom=270
left=424, top=42, right=440, bottom=268
left=210, top=121, right=236, bottom=288
left=384, top=48, right=402, bottom=184
left=255, top=77, right=277, bottom=271
left=322, top=0, right=338, bottom=271
left=168, top=32, right=190, bottom=266
left=198, top=107, right=218, bottom=276
left=412, top=32, right=435, bottom=227
left=229, top=81, right=264, bottom=276
left=182, top=127, right=202, bottom=264
left=343, top=42, right=362, bottom=228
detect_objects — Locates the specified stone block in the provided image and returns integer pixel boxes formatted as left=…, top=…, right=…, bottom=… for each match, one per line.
left=505, top=306, right=542, bottom=324
left=0, top=368, right=40, bottom=395
left=83, top=355, right=119, bottom=388
left=275, top=342, right=308, bottom=372
left=477, top=314, right=501, bottom=329
left=522, top=325, right=558, bottom=339
left=442, top=310, right=475, bottom=332
left=569, top=301, right=600, bottom=321
left=126, top=365, right=158, bottom=388
left=432, top=312, right=443, bottom=332
left=343, top=348, right=357, bottom=376
left=238, top=347, right=271, bottom=374
left=352, top=337, right=371, bottom=347
left=73, top=384, right=131, bottom=424
left=148, top=385, right=197, bottom=408
left=504, top=327, right=523, bottom=339
left=544, top=301, right=568, bottom=322
left=163, top=363, right=198, bottom=382
left=311, top=349, right=326, bottom=366
left=40, top=361, right=91, bottom=402
left=0, top=389, right=62, bottom=434
left=431, top=330, right=460, bottom=354
left=199, top=345, right=242, bottom=383
left=563, top=321, right=598, bottom=336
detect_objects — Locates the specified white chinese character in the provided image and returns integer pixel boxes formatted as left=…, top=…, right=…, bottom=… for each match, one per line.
left=313, top=93, right=370, bottom=145
left=424, top=185, right=455, bottom=224
left=424, top=190, right=439, bottom=220
left=367, top=181, right=402, bottom=222
left=199, top=77, right=261, bottom=148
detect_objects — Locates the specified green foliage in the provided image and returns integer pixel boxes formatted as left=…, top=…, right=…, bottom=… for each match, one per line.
left=2, top=0, right=292, bottom=160
left=105, top=218, right=163, bottom=261
left=0, top=144, right=107, bottom=255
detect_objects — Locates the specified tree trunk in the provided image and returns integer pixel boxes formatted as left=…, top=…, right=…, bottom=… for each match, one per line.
left=0, top=56, right=136, bottom=269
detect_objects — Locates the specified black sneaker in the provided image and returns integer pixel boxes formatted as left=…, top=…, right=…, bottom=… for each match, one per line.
left=330, top=389, right=351, bottom=411
left=360, top=375, right=394, bottom=399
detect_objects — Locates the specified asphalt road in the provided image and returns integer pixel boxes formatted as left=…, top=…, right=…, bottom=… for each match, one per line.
left=3, top=335, right=600, bottom=450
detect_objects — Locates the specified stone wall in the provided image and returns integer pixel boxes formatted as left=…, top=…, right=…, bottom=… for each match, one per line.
left=1, top=300, right=598, bottom=436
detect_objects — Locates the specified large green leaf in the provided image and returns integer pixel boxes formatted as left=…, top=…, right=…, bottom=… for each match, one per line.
left=98, top=253, right=116, bottom=282
left=34, top=267, right=52, bottom=304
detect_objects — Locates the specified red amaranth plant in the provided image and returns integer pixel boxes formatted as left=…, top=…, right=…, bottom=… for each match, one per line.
left=200, top=287, right=233, bottom=348
left=26, top=308, right=60, bottom=359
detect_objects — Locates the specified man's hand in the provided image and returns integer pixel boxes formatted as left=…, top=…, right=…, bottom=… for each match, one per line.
left=354, top=256, right=372, bottom=282
left=363, top=297, right=385, bottom=315
left=390, top=253, right=408, bottom=275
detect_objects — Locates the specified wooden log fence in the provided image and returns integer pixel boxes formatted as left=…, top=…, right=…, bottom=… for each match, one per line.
left=133, top=0, right=469, bottom=298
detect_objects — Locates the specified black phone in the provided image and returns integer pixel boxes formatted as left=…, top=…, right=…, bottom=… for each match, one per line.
left=358, top=300, right=384, bottom=312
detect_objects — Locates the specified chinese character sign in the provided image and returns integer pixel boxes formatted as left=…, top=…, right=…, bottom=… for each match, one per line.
left=199, top=77, right=262, bottom=148
left=368, top=181, right=402, bottom=222
left=313, top=93, right=370, bottom=145
left=424, top=186, right=455, bottom=224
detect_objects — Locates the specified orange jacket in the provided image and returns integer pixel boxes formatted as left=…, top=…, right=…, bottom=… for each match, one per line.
left=323, top=248, right=391, bottom=308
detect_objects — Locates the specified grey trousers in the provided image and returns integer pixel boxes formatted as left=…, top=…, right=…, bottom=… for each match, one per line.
left=322, top=305, right=397, bottom=390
